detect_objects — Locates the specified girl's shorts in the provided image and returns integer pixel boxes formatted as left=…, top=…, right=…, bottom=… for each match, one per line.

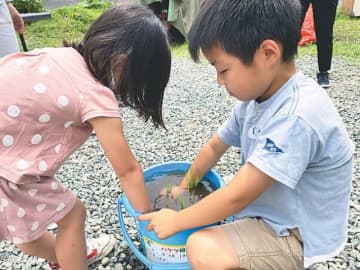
left=222, top=217, right=303, bottom=270
left=0, top=176, right=77, bottom=244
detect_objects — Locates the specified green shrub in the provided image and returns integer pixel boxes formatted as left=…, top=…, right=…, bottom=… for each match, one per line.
left=12, top=0, right=46, bottom=13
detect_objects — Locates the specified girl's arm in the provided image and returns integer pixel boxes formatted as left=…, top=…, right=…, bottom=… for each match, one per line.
left=138, top=162, right=274, bottom=239
left=88, top=117, right=151, bottom=213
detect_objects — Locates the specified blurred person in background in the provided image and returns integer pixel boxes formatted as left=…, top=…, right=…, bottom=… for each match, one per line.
left=0, top=0, right=24, bottom=57
left=300, top=0, right=338, bottom=88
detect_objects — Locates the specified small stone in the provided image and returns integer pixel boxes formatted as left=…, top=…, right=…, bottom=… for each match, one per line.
left=114, top=264, right=124, bottom=270
left=101, top=257, right=110, bottom=266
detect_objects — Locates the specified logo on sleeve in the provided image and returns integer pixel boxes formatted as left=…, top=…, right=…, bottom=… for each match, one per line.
left=263, top=138, right=284, bottom=153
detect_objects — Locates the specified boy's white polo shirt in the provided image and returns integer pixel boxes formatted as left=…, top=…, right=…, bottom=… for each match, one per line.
left=218, top=72, right=354, bottom=267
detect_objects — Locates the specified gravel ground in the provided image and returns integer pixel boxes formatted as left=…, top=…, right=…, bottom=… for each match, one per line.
left=0, top=55, right=359, bottom=270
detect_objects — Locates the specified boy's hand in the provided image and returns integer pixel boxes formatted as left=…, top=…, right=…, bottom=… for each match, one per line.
left=160, top=185, right=186, bottom=198
left=137, top=208, right=180, bottom=239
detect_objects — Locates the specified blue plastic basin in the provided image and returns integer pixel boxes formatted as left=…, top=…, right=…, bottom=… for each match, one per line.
left=117, top=161, right=225, bottom=270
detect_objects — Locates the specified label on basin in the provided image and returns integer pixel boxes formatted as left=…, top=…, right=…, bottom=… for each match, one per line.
left=143, top=235, right=188, bottom=263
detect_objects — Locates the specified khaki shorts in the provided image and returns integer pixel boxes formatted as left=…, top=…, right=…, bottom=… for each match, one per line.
left=222, top=217, right=303, bottom=270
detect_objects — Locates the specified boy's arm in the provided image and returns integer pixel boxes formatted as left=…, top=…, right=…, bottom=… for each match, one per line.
left=138, top=162, right=274, bottom=239
left=88, top=116, right=151, bottom=213
left=178, top=134, right=229, bottom=189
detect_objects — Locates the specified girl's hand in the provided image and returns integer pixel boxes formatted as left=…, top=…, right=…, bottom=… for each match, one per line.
left=160, top=185, right=186, bottom=198
left=137, top=208, right=180, bottom=239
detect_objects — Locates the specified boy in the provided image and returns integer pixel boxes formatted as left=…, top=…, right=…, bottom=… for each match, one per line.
left=138, top=0, right=354, bottom=269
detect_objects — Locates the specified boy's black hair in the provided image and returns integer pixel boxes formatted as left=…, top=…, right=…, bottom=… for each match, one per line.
left=188, top=0, right=302, bottom=65
left=66, top=4, right=171, bottom=128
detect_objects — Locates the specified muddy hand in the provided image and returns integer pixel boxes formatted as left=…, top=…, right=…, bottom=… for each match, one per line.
left=137, top=208, right=180, bottom=239
left=160, top=185, right=186, bottom=198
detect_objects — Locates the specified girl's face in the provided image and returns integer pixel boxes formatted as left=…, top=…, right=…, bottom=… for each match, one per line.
left=203, top=44, right=284, bottom=102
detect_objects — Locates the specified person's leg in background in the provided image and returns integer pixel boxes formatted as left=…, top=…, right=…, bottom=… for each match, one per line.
left=311, top=0, right=339, bottom=88
left=300, top=0, right=311, bottom=22
left=0, top=0, right=20, bottom=57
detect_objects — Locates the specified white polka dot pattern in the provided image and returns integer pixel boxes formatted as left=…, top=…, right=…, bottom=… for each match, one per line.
left=56, top=202, right=65, bottom=211
left=13, top=237, right=23, bottom=244
left=28, top=189, right=37, bottom=197
left=36, top=203, right=46, bottom=212
left=55, top=144, right=61, bottom=154
left=17, top=160, right=29, bottom=171
left=31, top=221, right=39, bottom=231
left=2, top=135, right=14, bottom=147
left=7, top=105, right=21, bottom=118
left=33, top=83, right=46, bottom=94
left=38, top=113, right=51, bottom=123
left=38, top=160, right=48, bottom=172
left=7, top=225, right=16, bottom=232
left=17, top=208, right=25, bottom=218
left=64, top=121, right=73, bottom=128
left=57, top=96, right=69, bottom=107
left=0, top=179, right=73, bottom=243
left=31, top=134, right=42, bottom=145
left=0, top=198, right=9, bottom=212
left=0, top=49, right=120, bottom=245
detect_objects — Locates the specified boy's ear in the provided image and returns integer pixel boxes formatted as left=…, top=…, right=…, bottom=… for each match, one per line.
left=258, top=39, right=282, bottom=66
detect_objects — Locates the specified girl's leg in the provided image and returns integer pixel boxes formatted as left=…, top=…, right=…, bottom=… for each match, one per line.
left=186, top=226, right=242, bottom=270
left=55, top=198, right=87, bottom=270
left=16, top=198, right=88, bottom=270
left=16, top=231, right=57, bottom=262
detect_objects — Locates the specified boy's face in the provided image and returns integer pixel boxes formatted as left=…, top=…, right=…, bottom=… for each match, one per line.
left=204, top=45, right=279, bottom=102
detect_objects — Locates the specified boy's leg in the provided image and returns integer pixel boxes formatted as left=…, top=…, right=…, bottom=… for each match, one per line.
left=186, top=217, right=303, bottom=270
left=186, top=226, right=242, bottom=270
left=16, top=198, right=88, bottom=270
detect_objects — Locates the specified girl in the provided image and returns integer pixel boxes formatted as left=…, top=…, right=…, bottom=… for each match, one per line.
left=0, top=3, right=171, bottom=270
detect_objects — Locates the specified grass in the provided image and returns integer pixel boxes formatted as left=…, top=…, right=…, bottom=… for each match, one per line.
left=21, top=5, right=106, bottom=48
left=22, top=5, right=360, bottom=67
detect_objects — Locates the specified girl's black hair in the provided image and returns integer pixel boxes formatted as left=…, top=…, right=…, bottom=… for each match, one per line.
left=65, top=4, right=171, bottom=128
left=188, top=0, right=302, bottom=65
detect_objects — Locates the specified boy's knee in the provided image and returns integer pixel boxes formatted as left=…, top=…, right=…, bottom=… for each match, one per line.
left=186, top=233, right=211, bottom=269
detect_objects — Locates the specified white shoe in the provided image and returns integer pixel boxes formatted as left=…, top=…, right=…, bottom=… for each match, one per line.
left=49, top=234, right=116, bottom=269
left=87, top=234, right=116, bottom=265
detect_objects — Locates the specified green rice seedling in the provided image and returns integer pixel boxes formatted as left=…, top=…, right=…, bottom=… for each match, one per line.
left=166, top=183, right=173, bottom=194
left=178, top=194, right=186, bottom=210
